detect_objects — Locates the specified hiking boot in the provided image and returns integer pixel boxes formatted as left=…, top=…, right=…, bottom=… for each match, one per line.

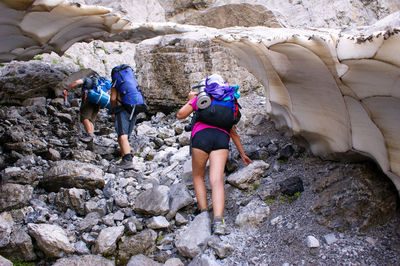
left=87, top=137, right=95, bottom=151
left=213, top=216, right=230, bottom=235
left=80, top=132, right=94, bottom=143
left=117, top=154, right=134, bottom=170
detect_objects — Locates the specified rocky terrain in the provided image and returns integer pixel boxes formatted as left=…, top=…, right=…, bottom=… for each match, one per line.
left=0, top=86, right=399, bottom=265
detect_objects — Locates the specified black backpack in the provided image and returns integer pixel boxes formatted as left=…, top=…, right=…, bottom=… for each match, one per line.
left=196, top=97, right=241, bottom=131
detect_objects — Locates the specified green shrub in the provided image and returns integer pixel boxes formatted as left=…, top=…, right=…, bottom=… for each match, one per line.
left=10, top=259, right=35, bottom=266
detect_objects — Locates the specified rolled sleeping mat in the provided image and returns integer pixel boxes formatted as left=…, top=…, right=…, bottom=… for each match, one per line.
left=86, top=90, right=111, bottom=109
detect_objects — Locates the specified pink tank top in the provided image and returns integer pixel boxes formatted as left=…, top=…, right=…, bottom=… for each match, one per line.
left=189, top=97, right=230, bottom=138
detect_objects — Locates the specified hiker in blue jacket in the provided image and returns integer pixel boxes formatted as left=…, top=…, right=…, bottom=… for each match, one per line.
left=177, top=74, right=253, bottom=235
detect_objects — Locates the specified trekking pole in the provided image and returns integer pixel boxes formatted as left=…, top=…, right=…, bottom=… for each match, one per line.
left=129, top=104, right=136, bottom=121
left=63, top=90, right=68, bottom=105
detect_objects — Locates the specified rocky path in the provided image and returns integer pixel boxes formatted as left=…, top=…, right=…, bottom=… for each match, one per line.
left=0, top=91, right=399, bottom=266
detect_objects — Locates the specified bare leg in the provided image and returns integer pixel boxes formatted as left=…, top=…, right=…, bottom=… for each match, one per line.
left=192, top=148, right=209, bottom=211
left=118, top=134, right=131, bottom=156
left=209, top=149, right=229, bottom=217
left=82, top=119, right=94, bottom=134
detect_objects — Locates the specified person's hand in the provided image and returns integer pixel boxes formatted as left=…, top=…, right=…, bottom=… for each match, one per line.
left=188, top=91, right=197, bottom=100
left=240, top=154, right=253, bottom=166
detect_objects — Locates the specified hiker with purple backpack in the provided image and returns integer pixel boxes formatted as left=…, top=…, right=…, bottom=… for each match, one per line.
left=177, top=74, right=253, bottom=235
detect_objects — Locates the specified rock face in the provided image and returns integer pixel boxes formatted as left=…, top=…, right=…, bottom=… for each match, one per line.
left=134, top=35, right=261, bottom=113
left=174, top=3, right=282, bottom=28
left=0, top=62, right=68, bottom=106
left=81, top=0, right=400, bottom=28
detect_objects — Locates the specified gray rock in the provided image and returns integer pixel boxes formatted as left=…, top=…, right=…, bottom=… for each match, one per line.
left=102, top=213, right=116, bottom=227
left=134, top=185, right=170, bottom=216
left=0, top=228, right=37, bottom=261
left=114, top=210, right=125, bottom=221
left=76, top=212, right=101, bottom=233
left=53, top=254, right=114, bottom=266
left=146, top=216, right=170, bottom=229
left=27, top=223, right=74, bottom=259
left=124, top=218, right=137, bottom=235
left=166, top=183, right=194, bottom=220
left=175, top=212, right=189, bottom=226
left=55, top=188, right=87, bottom=216
left=114, top=192, right=130, bottom=208
left=208, top=236, right=234, bottom=259
left=0, top=255, right=12, bottom=266
left=227, top=160, right=270, bottom=190
left=0, top=183, right=33, bottom=212
left=127, top=254, right=162, bottom=266
left=306, top=235, right=320, bottom=248
left=164, top=257, right=184, bottom=266
left=187, top=253, right=220, bottom=266
left=235, top=199, right=270, bottom=228
left=324, top=233, right=338, bottom=245
left=42, top=160, right=105, bottom=192
left=118, top=229, right=158, bottom=265
left=0, top=212, right=13, bottom=248
left=1, top=167, right=38, bottom=185
left=45, top=147, right=62, bottom=161
left=157, top=126, right=176, bottom=139
left=84, top=199, right=108, bottom=216
left=75, top=240, right=90, bottom=255
left=22, top=96, right=46, bottom=107
left=175, top=211, right=211, bottom=258
left=93, top=226, right=124, bottom=255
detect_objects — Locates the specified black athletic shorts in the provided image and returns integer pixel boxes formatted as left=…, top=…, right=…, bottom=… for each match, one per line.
left=191, top=128, right=230, bottom=154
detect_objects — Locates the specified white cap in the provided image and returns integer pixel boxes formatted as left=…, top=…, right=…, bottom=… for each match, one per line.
left=206, top=74, right=224, bottom=86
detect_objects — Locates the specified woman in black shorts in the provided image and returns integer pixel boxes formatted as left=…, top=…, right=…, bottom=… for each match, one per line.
left=177, top=74, right=253, bottom=235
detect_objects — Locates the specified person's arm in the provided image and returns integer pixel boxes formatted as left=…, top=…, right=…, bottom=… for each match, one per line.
left=110, top=87, right=117, bottom=109
left=65, top=79, right=84, bottom=92
left=230, top=126, right=253, bottom=165
left=177, top=91, right=197, bottom=119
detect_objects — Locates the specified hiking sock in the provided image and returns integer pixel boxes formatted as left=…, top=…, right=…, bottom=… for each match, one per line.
left=213, top=216, right=223, bottom=223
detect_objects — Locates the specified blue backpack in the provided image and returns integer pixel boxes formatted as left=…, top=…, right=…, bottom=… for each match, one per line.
left=111, top=65, right=146, bottom=104
left=84, top=75, right=112, bottom=109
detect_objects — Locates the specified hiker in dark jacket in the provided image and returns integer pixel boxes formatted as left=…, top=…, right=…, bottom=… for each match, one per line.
left=64, top=75, right=105, bottom=143
left=177, top=74, right=253, bottom=235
